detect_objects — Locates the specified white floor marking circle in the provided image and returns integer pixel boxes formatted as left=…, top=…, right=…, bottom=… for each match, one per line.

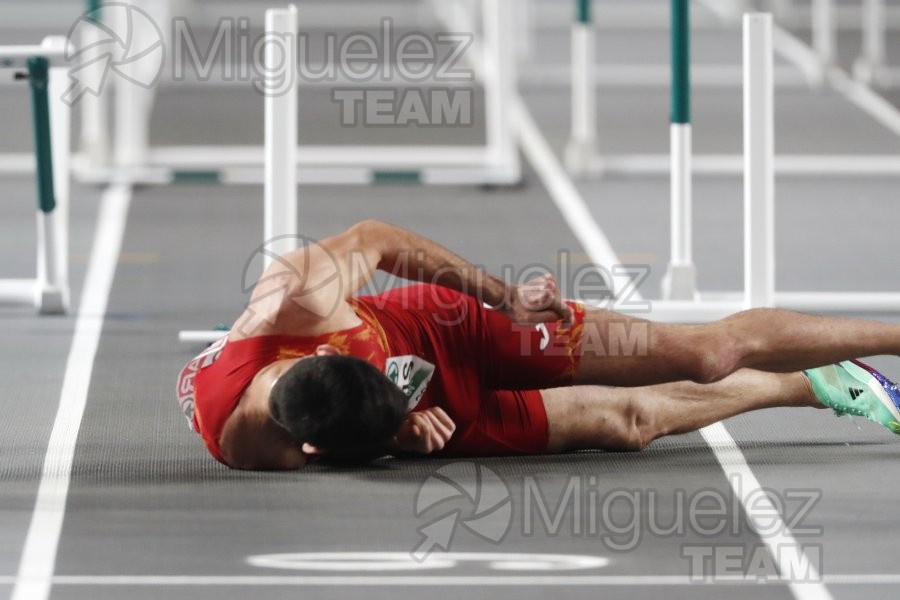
left=246, top=552, right=610, bottom=572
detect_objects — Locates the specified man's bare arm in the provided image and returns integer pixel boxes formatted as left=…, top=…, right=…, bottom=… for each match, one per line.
left=358, top=221, right=572, bottom=323
left=358, top=220, right=509, bottom=307
left=236, top=220, right=571, bottom=338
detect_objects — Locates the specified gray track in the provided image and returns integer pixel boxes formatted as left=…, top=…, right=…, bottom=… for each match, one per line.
left=2, top=2, right=900, bottom=600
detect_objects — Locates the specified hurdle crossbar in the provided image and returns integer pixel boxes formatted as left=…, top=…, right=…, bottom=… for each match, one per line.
left=0, top=37, right=70, bottom=315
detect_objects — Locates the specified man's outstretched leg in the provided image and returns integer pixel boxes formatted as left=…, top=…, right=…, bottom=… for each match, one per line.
left=542, top=364, right=900, bottom=453
left=573, top=305, right=900, bottom=387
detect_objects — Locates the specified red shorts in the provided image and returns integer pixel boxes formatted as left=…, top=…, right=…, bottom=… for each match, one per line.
left=359, top=285, right=587, bottom=457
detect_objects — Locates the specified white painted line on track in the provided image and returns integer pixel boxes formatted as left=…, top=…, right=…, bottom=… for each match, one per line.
left=11, top=184, right=132, bottom=600
left=515, top=99, right=830, bottom=600
left=512, top=97, right=644, bottom=304
left=701, top=423, right=833, bottom=600
left=0, top=573, right=891, bottom=586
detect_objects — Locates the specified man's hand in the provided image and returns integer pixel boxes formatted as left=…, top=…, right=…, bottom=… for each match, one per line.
left=393, top=407, right=456, bottom=455
left=502, top=274, right=573, bottom=325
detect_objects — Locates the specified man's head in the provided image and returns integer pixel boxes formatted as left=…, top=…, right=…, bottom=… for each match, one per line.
left=268, top=348, right=407, bottom=460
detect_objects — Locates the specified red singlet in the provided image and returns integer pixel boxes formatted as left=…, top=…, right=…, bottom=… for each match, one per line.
left=176, top=284, right=586, bottom=463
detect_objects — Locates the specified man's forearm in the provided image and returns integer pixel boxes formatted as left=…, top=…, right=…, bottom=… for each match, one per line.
left=361, top=220, right=509, bottom=307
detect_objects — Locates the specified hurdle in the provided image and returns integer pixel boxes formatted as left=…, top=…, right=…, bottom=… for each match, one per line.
left=177, top=1, right=523, bottom=343
left=632, top=12, right=900, bottom=322
left=178, top=4, right=298, bottom=344
left=564, top=0, right=900, bottom=178
left=85, top=0, right=520, bottom=186
left=0, top=37, right=71, bottom=315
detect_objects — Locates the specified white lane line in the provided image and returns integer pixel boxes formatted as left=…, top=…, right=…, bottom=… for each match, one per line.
left=512, top=97, right=645, bottom=305
left=701, top=423, right=832, bottom=600
left=0, top=573, right=891, bottom=586
left=11, top=184, right=132, bottom=600
left=515, top=100, right=830, bottom=600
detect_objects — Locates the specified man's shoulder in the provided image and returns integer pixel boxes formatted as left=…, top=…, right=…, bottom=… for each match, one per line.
left=228, top=298, right=363, bottom=340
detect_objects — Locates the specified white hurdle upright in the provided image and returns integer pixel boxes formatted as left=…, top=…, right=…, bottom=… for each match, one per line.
left=481, top=0, right=520, bottom=184
left=0, top=37, right=71, bottom=315
left=179, top=5, right=299, bottom=344
left=661, top=0, right=697, bottom=302
left=264, top=5, right=299, bottom=265
left=854, top=0, right=890, bottom=86
left=743, top=13, right=775, bottom=309
left=78, top=0, right=110, bottom=168
left=811, top=0, right=835, bottom=67
left=563, top=0, right=597, bottom=176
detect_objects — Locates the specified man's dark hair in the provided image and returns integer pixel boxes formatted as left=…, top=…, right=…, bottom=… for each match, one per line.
left=269, top=355, right=407, bottom=460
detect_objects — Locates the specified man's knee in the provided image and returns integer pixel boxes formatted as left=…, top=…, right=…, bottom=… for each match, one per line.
left=676, top=330, right=745, bottom=384
left=614, top=399, right=656, bottom=452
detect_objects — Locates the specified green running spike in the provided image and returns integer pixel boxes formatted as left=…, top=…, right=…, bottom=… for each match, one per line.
left=804, top=360, right=900, bottom=434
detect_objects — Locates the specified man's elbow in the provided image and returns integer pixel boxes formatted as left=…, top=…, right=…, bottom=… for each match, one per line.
left=349, top=219, right=387, bottom=241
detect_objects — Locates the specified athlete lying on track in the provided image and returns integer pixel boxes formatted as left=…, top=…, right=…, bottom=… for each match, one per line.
left=176, top=221, right=900, bottom=469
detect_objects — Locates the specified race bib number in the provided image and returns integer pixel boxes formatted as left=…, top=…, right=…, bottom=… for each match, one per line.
left=385, top=355, right=435, bottom=411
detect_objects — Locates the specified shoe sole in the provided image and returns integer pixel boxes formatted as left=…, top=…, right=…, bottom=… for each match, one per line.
left=845, top=359, right=900, bottom=426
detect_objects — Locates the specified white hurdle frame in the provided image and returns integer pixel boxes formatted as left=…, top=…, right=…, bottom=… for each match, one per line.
left=642, top=13, right=900, bottom=323
left=95, top=0, right=519, bottom=186
left=0, top=37, right=71, bottom=315
left=565, top=0, right=900, bottom=178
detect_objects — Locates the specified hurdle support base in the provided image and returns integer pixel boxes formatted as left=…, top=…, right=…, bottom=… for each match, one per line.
left=563, top=140, right=599, bottom=177
left=0, top=280, right=65, bottom=315
left=661, top=263, right=698, bottom=301
left=37, top=287, right=66, bottom=315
